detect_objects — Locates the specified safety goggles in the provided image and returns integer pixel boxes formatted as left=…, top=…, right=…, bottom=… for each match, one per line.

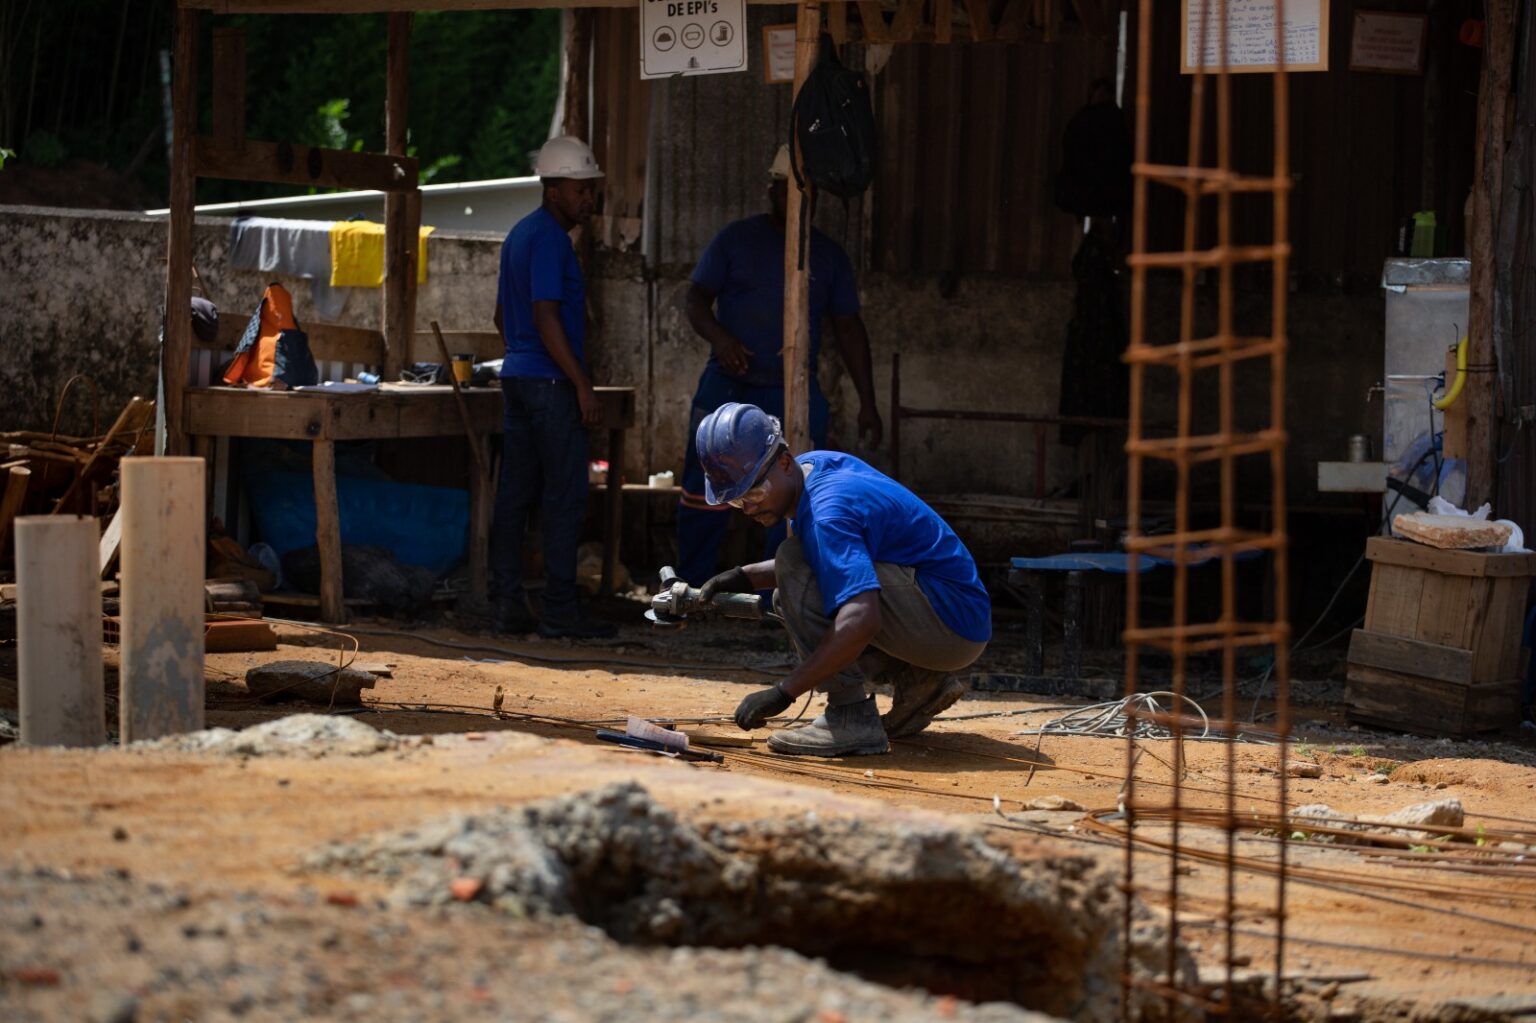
left=726, top=460, right=775, bottom=508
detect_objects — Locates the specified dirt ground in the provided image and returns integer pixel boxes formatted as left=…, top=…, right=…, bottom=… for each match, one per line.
left=3, top=600, right=1535, bottom=1022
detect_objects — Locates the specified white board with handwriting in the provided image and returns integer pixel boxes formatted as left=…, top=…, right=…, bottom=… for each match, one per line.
left=1181, top=0, right=1330, bottom=74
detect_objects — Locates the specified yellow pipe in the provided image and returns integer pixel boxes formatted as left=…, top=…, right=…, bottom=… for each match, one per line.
left=1433, top=336, right=1468, bottom=411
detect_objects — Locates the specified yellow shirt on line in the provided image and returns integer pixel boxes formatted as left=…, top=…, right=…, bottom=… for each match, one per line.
left=329, top=221, right=433, bottom=287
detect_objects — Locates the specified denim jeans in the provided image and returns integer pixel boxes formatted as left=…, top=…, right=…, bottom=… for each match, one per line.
left=490, top=377, right=588, bottom=625
left=675, top=367, right=829, bottom=586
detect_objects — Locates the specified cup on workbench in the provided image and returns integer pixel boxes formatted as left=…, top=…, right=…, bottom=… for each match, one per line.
left=451, top=353, right=474, bottom=385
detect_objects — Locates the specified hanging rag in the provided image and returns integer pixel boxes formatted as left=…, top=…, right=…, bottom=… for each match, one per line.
left=330, top=221, right=433, bottom=288
left=228, top=216, right=350, bottom=320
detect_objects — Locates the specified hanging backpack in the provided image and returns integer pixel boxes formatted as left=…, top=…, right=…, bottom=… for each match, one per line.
left=223, top=282, right=319, bottom=389
left=790, top=34, right=877, bottom=201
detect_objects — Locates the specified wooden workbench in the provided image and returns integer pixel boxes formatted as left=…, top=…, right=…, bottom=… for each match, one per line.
left=184, top=383, right=636, bottom=623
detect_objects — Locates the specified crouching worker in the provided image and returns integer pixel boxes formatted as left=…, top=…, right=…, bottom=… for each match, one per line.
left=695, top=403, right=992, bottom=756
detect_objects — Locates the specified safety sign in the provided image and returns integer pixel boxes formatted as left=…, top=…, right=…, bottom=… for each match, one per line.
left=639, top=0, right=747, bottom=79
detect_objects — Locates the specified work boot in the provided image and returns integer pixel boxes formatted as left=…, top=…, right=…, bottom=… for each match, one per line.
left=881, top=666, right=968, bottom=739
left=495, top=597, right=538, bottom=635
left=767, top=696, right=889, bottom=757
left=537, top=615, right=618, bottom=640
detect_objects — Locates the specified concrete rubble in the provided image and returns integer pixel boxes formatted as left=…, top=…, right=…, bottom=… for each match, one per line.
left=138, top=714, right=398, bottom=758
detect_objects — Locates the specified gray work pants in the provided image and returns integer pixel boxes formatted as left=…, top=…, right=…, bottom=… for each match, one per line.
left=774, top=536, right=988, bottom=707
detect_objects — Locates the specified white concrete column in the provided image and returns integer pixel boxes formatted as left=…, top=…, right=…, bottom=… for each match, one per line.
left=16, top=516, right=105, bottom=747
left=119, top=457, right=206, bottom=742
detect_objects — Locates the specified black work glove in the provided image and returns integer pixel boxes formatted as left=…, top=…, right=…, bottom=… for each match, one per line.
left=734, top=682, right=794, bottom=731
left=699, top=566, right=753, bottom=604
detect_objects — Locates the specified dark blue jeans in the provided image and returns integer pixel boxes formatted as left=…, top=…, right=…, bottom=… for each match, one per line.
left=491, top=377, right=588, bottom=624
left=676, top=368, right=828, bottom=586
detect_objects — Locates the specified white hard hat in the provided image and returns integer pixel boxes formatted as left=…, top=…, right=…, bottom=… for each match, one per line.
left=768, top=144, right=791, bottom=180
left=533, top=136, right=604, bottom=180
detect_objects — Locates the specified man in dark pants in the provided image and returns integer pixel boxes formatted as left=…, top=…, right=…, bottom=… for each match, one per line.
left=490, top=136, right=616, bottom=640
left=675, top=144, right=882, bottom=587
left=693, top=403, right=992, bottom=757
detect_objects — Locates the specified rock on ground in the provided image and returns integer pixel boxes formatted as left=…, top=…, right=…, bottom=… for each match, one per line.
left=244, top=660, right=378, bottom=706
left=138, top=714, right=398, bottom=758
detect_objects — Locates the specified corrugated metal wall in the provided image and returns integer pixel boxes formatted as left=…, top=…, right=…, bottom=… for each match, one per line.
left=870, top=32, right=1117, bottom=275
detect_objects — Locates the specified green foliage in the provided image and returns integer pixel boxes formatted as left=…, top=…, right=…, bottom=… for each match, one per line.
left=0, top=147, right=14, bottom=169
left=1350, top=746, right=1366, bottom=758
left=1373, top=762, right=1392, bottom=776
left=0, top=3, right=559, bottom=204
left=1296, top=743, right=1313, bottom=758
left=23, top=131, right=66, bottom=168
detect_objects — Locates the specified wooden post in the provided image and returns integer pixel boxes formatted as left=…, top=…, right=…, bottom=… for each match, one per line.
left=17, top=516, right=105, bottom=748
left=312, top=439, right=346, bottom=623
left=782, top=0, right=822, bottom=455
left=210, top=27, right=246, bottom=147
left=382, top=12, right=417, bottom=382
left=602, top=424, right=625, bottom=593
left=0, top=465, right=30, bottom=557
left=163, top=7, right=198, bottom=456
left=1465, top=0, right=1518, bottom=509
left=119, top=457, right=205, bottom=742
left=560, top=9, right=594, bottom=141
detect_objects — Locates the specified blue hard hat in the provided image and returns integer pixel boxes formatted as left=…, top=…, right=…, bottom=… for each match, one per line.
left=696, top=403, right=784, bottom=505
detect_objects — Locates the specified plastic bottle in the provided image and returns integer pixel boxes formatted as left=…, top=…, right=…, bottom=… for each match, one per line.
left=1410, top=211, right=1437, bottom=258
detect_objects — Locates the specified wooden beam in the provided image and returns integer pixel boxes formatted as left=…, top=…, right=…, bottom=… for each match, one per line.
left=934, top=0, right=953, bottom=42
left=17, top=516, right=106, bottom=748
left=1466, top=0, right=1517, bottom=509
left=828, top=0, right=848, bottom=44
left=210, top=27, right=246, bottom=146
left=889, top=0, right=924, bottom=41
left=179, top=0, right=856, bottom=10
left=968, top=0, right=994, bottom=41
left=0, top=466, right=31, bottom=557
left=382, top=12, right=416, bottom=381
left=782, top=0, right=821, bottom=456
left=312, top=439, right=346, bottom=623
left=560, top=9, right=593, bottom=140
left=164, top=7, right=198, bottom=456
left=856, top=0, right=891, bottom=42
left=194, top=136, right=417, bottom=193
left=119, top=457, right=206, bottom=742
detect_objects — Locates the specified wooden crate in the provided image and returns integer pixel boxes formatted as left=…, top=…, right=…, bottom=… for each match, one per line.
left=1346, top=537, right=1535, bottom=735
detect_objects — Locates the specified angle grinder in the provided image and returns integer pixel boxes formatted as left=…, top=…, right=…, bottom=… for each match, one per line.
left=644, top=565, right=768, bottom=630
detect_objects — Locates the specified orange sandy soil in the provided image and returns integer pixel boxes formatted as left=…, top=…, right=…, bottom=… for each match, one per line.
left=3, top=604, right=1535, bottom=1020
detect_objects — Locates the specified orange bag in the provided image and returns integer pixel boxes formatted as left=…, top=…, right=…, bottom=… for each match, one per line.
left=223, top=283, right=316, bottom=389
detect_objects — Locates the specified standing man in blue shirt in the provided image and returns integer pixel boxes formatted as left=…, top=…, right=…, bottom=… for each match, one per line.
left=490, top=136, right=616, bottom=640
left=693, top=403, right=992, bottom=757
left=676, top=144, right=883, bottom=586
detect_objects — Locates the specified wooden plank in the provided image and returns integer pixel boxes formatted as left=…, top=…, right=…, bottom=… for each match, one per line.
left=194, top=137, right=417, bottom=193
left=889, top=0, right=924, bottom=40
left=559, top=9, right=593, bottom=139
left=164, top=7, right=198, bottom=455
left=204, top=619, right=279, bottom=653
left=1466, top=678, right=1523, bottom=731
left=182, top=388, right=502, bottom=442
left=382, top=12, right=416, bottom=382
left=182, top=0, right=855, bottom=9
left=120, top=458, right=206, bottom=741
left=16, top=517, right=106, bottom=748
left=1346, top=629, right=1474, bottom=685
left=1416, top=574, right=1472, bottom=647
left=1473, top=574, right=1527, bottom=681
left=781, top=0, right=820, bottom=456
left=934, top=0, right=952, bottom=42
left=0, top=466, right=31, bottom=555
left=1345, top=665, right=1470, bottom=736
left=828, top=0, right=848, bottom=43
left=98, top=504, right=124, bottom=578
left=856, top=0, right=891, bottom=41
left=210, top=27, right=246, bottom=146
left=310, top=324, right=386, bottom=366
left=1366, top=535, right=1536, bottom=578
left=410, top=329, right=503, bottom=363
left=968, top=0, right=993, bottom=41
left=1362, top=563, right=1421, bottom=638
left=312, top=439, right=346, bottom=623
left=429, top=321, right=489, bottom=478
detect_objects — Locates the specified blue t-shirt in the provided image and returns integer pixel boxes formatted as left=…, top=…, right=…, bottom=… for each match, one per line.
left=498, top=206, right=586, bottom=380
left=690, top=214, right=860, bottom=388
left=791, top=451, right=992, bottom=644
